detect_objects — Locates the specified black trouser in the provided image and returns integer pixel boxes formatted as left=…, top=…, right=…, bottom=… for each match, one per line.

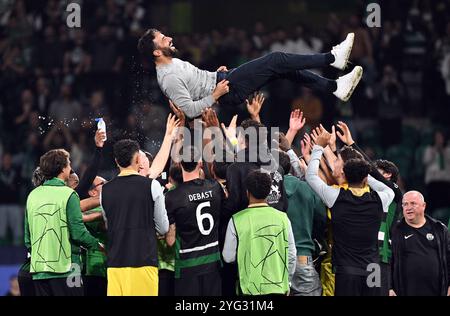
left=221, top=262, right=238, bottom=296
left=84, top=276, right=107, bottom=296
left=218, top=52, right=336, bottom=106
left=18, top=271, right=36, bottom=296
left=158, top=269, right=175, bottom=296
left=335, top=273, right=380, bottom=296
left=380, top=262, right=391, bottom=296
left=174, top=271, right=222, bottom=296
left=34, top=278, right=84, bottom=296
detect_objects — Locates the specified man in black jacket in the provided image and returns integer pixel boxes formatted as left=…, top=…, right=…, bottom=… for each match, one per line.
left=390, top=191, right=450, bottom=296
left=221, top=119, right=288, bottom=241
left=220, top=119, right=288, bottom=295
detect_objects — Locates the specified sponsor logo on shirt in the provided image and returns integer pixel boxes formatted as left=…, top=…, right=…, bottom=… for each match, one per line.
left=267, top=184, right=281, bottom=204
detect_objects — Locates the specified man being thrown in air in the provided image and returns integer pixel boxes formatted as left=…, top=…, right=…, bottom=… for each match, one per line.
left=138, top=28, right=363, bottom=119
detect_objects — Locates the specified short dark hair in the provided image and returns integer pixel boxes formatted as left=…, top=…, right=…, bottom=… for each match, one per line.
left=169, top=163, right=183, bottom=185
left=39, top=149, right=70, bottom=179
left=343, top=158, right=371, bottom=185
left=339, top=146, right=363, bottom=163
left=212, top=160, right=229, bottom=180
left=240, top=119, right=267, bottom=147
left=113, top=139, right=140, bottom=168
left=374, top=159, right=399, bottom=183
left=212, top=150, right=231, bottom=179
left=180, top=146, right=201, bottom=172
left=137, top=28, right=159, bottom=59
left=278, top=150, right=291, bottom=175
left=245, top=170, right=272, bottom=200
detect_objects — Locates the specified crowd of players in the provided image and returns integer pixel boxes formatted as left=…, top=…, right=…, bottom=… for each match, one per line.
left=19, top=95, right=450, bottom=296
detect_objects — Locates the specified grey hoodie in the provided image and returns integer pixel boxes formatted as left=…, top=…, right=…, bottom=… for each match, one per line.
left=156, top=58, right=217, bottom=118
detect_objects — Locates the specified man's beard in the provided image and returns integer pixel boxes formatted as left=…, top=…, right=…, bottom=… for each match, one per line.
left=160, top=46, right=178, bottom=57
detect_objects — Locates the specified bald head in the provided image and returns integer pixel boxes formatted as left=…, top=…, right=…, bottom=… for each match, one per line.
left=403, top=190, right=425, bottom=203
left=402, top=190, right=427, bottom=227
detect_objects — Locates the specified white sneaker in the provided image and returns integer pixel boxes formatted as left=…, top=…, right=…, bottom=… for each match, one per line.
left=333, top=66, right=363, bottom=102
left=330, top=33, right=354, bottom=70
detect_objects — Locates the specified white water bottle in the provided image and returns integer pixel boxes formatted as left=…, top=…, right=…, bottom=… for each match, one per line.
left=95, top=118, right=107, bottom=141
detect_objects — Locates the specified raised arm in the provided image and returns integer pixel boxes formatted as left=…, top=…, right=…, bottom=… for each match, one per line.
left=305, top=129, right=340, bottom=208
left=148, top=113, right=180, bottom=179
left=221, top=114, right=239, bottom=153
left=306, top=145, right=340, bottom=208
left=337, top=120, right=399, bottom=191
left=76, top=129, right=105, bottom=199
left=246, top=92, right=265, bottom=123
left=286, top=109, right=306, bottom=146
left=367, top=175, right=395, bottom=212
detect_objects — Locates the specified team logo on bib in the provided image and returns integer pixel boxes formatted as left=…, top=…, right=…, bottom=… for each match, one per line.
left=426, top=233, right=434, bottom=241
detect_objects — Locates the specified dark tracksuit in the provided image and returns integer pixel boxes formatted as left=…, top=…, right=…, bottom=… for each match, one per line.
left=391, top=215, right=450, bottom=296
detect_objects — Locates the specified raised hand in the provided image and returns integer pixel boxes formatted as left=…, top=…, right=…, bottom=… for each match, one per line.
left=303, top=133, right=314, bottom=147
left=336, top=121, right=355, bottom=146
left=168, top=100, right=185, bottom=127
left=94, top=129, right=106, bottom=148
left=289, top=109, right=306, bottom=132
left=318, top=124, right=337, bottom=152
left=201, top=108, right=220, bottom=128
left=329, top=125, right=337, bottom=152
left=286, top=109, right=306, bottom=146
left=221, top=114, right=238, bottom=142
left=315, top=128, right=332, bottom=148
left=299, top=157, right=308, bottom=175
left=310, top=126, right=321, bottom=145
left=246, top=92, right=265, bottom=121
left=165, top=113, right=181, bottom=138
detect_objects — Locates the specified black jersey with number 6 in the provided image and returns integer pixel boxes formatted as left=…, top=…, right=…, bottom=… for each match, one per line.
left=165, top=178, right=224, bottom=278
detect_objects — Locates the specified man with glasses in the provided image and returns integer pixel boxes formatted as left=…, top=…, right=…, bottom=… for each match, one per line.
left=390, top=191, right=450, bottom=296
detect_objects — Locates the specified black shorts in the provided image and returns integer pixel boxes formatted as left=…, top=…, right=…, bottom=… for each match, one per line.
left=158, top=269, right=175, bottom=296
left=18, top=271, right=36, bottom=296
left=84, top=275, right=107, bottom=296
left=335, top=273, right=380, bottom=296
left=34, top=278, right=84, bottom=296
left=174, top=270, right=222, bottom=296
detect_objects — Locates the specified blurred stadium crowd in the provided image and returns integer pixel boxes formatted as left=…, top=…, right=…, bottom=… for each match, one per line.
left=0, top=0, right=449, bottom=248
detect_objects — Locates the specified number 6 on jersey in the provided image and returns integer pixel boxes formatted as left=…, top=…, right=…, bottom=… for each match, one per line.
left=196, top=201, right=214, bottom=235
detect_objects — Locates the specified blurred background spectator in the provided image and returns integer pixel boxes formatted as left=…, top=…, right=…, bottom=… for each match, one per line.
left=3, top=275, right=20, bottom=296
left=0, top=0, right=449, bottom=251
